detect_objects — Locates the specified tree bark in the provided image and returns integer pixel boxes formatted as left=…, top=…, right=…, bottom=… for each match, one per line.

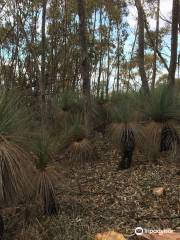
left=116, top=23, right=121, bottom=92
left=97, top=7, right=103, bottom=97
left=40, top=0, right=47, bottom=125
left=77, top=0, right=91, bottom=132
left=135, top=0, right=149, bottom=93
left=152, top=0, right=160, bottom=89
left=106, top=19, right=111, bottom=98
left=168, top=0, right=179, bottom=86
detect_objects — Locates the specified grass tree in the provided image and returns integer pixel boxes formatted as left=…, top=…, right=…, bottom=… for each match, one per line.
left=49, top=90, right=84, bottom=133
left=65, top=115, right=94, bottom=165
left=33, top=132, right=60, bottom=215
left=109, top=92, right=144, bottom=170
left=0, top=91, right=34, bottom=203
left=61, top=114, right=94, bottom=193
left=53, top=90, right=83, bottom=114
left=0, top=91, right=34, bottom=238
left=139, top=85, right=180, bottom=157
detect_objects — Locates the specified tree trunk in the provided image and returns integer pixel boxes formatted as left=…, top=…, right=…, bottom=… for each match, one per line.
left=40, top=0, right=47, bottom=125
left=144, top=13, right=169, bottom=72
left=168, top=0, right=179, bottom=86
left=106, top=19, right=111, bottom=98
left=152, top=0, right=160, bottom=89
left=77, top=0, right=91, bottom=132
left=135, top=0, right=149, bottom=94
left=116, top=23, right=120, bottom=92
left=97, top=7, right=103, bottom=97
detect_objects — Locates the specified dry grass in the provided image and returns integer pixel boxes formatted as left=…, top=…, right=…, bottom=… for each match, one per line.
left=109, top=123, right=145, bottom=150
left=68, top=138, right=95, bottom=165
left=145, top=121, right=179, bottom=158
left=36, top=166, right=61, bottom=215
left=0, top=136, right=33, bottom=204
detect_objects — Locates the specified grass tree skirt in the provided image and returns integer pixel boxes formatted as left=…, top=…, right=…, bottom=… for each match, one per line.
left=0, top=214, right=4, bottom=240
left=119, top=129, right=135, bottom=170
left=43, top=190, right=58, bottom=215
left=160, top=126, right=178, bottom=152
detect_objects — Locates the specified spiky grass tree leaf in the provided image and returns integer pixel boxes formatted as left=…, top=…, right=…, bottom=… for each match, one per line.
left=49, top=91, right=84, bottom=135
left=33, top=132, right=61, bottom=215
left=138, top=86, right=180, bottom=157
left=61, top=114, right=87, bottom=144
left=89, top=97, right=110, bottom=132
left=0, top=90, right=33, bottom=148
left=0, top=136, right=33, bottom=203
left=52, top=90, right=84, bottom=114
left=59, top=114, right=95, bottom=165
left=139, top=85, right=180, bottom=122
left=32, top=130, right=61, bottom=168
left=0, top=90, right=34, bottom=204
left=109, top=91, right=138, bottom=124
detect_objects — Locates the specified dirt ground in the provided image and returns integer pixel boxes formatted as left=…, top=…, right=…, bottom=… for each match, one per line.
left=56, top=133, right=180, bottom=238
left=4, top=133, right=180, bottom=239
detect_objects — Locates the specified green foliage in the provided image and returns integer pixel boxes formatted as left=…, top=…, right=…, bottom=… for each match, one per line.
left=0, top=90, right=33, bottom=144
left=53, top=90, right=84, bottom=113
left=64, top=114, right=87, bottom=142
left=139, top=85, right=180, bottom=122
left=34, top=133, right=50, bottom=170
left=32, top=131, right=60, bottom=215
left=0, top=91, right=34, bottom=204
left=109, top=91, right=137, bottom=123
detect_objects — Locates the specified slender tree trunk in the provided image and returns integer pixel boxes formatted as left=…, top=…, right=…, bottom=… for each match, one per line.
left=152, top=0, right=160, bottom=89
left=62, top=0, right=67, bottom=90
left=116, top=23, right=120, bottom=92
left=135, top=0, right=149, bottom=93
left=144, top=15, right=169, bottom=72
left=40, top=0, right=47, bottom=125
left=77, top=0, right=91, bottom=132
left=168, top=0, right=179, bottom=86
left=97, top=7, right=103, bottom=97
left=90, top=7, right=97, bottom=78
left=106, top=19, right=111, bottom=98
left=127, top=25, right=138, bottom=90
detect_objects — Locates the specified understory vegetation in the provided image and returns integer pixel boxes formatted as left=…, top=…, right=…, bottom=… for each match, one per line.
left=0, top=0, right=179, bottom=239
left=0, top=85, right=180, bottom=239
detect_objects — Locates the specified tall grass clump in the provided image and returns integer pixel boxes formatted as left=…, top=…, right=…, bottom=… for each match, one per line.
left=138, top=85, right=180, bottom=157
left=109, top=91, right=145, bottom=169
left=33, top=131, right=61, bottom=215
left=0, top=90, right=34, bottom=204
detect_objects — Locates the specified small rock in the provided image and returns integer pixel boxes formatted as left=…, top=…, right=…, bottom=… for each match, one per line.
left=152, top=187, right=165, bottom=197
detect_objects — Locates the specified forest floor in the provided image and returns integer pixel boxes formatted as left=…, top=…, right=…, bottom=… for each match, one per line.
left=5, top=133, right=180, bottom=239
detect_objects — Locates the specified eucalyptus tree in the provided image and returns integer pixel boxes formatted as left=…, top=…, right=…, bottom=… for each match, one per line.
left=77, top=0, right=92, bottom=134
left=135, top=0, right=149, bottom=93
left=168, top=0, right=179, bottom=86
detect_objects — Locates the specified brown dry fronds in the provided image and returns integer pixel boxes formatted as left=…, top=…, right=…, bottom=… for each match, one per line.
left=0, top=136, right=33, bottom=204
